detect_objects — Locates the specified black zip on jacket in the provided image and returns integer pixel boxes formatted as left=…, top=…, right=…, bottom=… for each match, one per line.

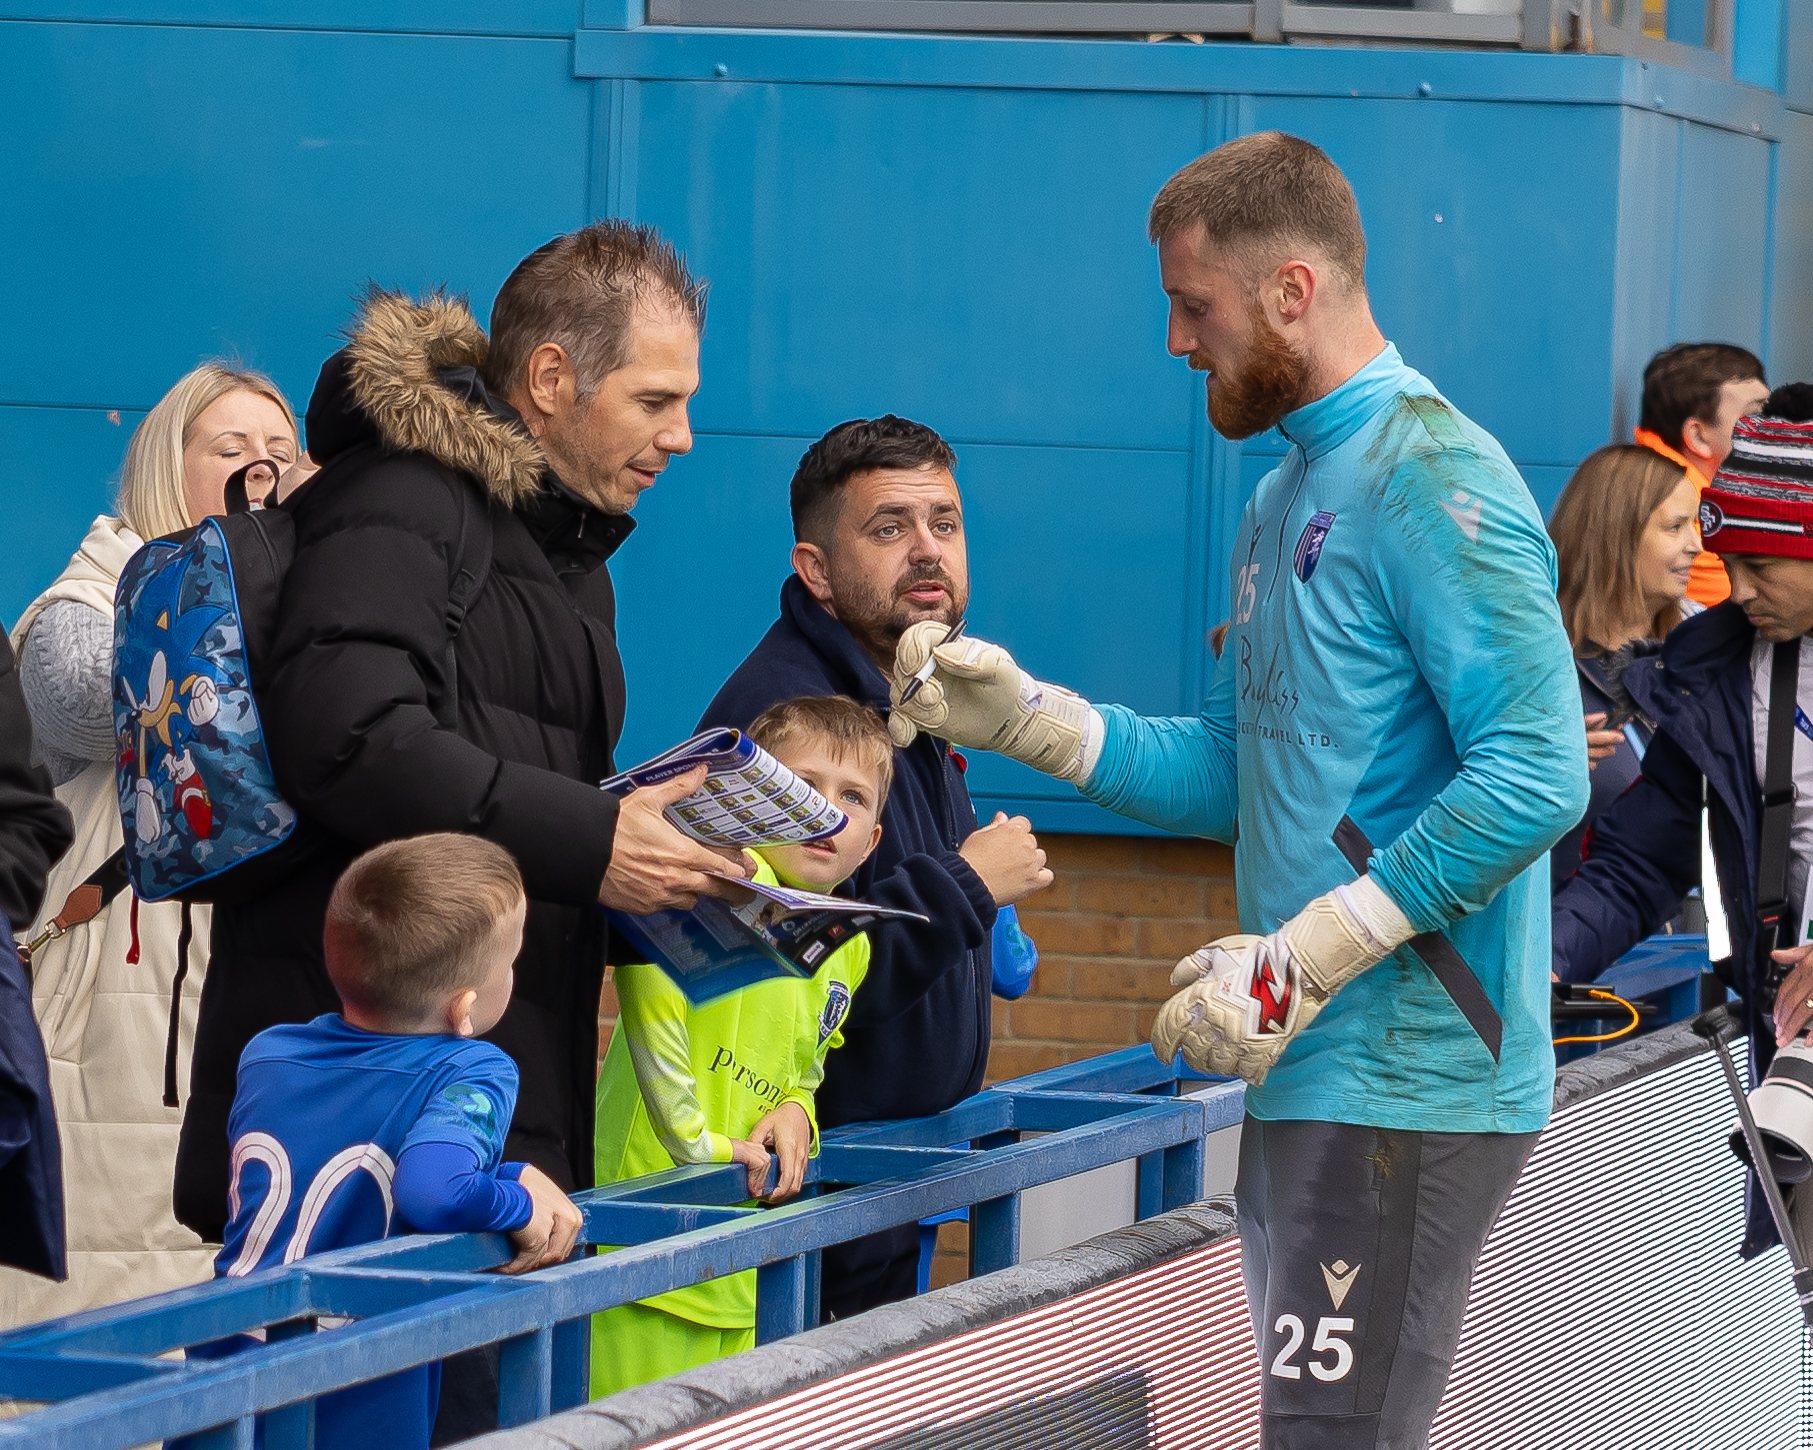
left=700, top=577, right=998, bottom=1127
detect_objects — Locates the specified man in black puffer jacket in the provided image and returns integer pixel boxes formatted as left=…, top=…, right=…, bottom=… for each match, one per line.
left=702, top=416, right=1053, bottom=1318
left=177, top=223, right=739, bottom=1249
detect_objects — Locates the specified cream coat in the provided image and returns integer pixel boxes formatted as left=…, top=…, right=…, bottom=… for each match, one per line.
left=1, top=516, right=212, bottom=1327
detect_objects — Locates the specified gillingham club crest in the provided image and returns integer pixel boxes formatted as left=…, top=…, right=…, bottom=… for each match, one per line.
left=819, top=981, right=852, bottom=1045
left=1294, top=511, right=1336, bottom=582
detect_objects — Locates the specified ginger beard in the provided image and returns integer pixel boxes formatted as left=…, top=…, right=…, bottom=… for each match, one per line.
left=1194, top=298, right=1313, bottom=441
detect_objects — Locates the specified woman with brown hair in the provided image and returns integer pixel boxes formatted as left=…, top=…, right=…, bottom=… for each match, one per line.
left=1547, top=443, right=1702, bottom=885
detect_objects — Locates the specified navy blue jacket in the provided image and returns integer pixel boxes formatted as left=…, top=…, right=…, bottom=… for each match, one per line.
left=1550, top=602, right=1779, bottom=1251
left=1550, top=650, right=1659, bottom=893
left=700, top=578, right=997, bottom=1127
left=1552, top=604, right=1762, bottom=1006
left=0, top=624, right=69, bottom=1280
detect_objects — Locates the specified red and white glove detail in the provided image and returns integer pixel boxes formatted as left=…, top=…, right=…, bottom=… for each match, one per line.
left=1151, top=876, right=1415, bottom=1084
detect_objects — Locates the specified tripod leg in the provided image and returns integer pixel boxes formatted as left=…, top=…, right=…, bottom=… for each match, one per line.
left=1705, top=1028, right=1813, bottom=1326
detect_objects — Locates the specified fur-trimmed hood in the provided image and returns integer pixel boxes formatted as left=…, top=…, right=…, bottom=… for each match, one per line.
left=305, top=288, right=545, bottom=507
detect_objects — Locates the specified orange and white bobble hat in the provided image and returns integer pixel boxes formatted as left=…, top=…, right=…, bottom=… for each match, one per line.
left=1698, top=385, right=1813, bottom=561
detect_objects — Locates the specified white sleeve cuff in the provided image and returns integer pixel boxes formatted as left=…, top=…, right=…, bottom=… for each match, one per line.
left=1334, top=874, right=1418, bottom=955
left=1074, top=706, right=1106, bottom=785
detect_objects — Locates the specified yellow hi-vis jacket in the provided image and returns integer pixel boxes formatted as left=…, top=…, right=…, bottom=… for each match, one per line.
left=594, top=857, right=869, bottom=1327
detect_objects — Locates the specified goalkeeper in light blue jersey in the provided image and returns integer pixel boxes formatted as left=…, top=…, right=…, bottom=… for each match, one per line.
left=887, top=134, right=1587, bottom=1450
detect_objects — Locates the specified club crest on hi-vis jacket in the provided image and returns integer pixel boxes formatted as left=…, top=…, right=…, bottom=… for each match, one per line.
left=112, top=524, right=295, bottom=901
left=818, top=981, right=852, bottom=1046
left=1293, top=511, right=1336, bottom=583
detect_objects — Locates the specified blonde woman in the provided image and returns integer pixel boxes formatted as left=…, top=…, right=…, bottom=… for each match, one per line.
left=1547, top=443, right=1703, bottom=887
left=3, top=364, right=300, bottom=1325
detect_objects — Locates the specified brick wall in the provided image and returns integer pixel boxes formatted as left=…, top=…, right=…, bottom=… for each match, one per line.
left=989, top=834, right=1237, bottom=1083
left=931, top=833, right=1235, bottom=1286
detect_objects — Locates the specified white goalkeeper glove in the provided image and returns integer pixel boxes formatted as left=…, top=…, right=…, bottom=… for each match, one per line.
left=888, top=622, right=1104, bottom=783
left=1150, top=875, right=1416, bottom=1084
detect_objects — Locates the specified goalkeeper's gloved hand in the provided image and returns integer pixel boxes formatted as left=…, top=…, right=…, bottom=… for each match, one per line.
left=1151, top=876, right=1416, bottom=1084
left=888, top=622, right=1103, bottom=783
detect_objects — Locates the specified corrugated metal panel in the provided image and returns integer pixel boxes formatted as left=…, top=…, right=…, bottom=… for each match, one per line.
left=1432, top=1049, right=1801, bottom=1450
left=639, top=1047, right=1804, bottom=1450
left=645, top=1239, right=1259, bottom=1449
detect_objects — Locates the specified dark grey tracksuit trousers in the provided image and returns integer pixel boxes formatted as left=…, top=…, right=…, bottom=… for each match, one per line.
left=1236, top=1116, right=1539, bottom=1450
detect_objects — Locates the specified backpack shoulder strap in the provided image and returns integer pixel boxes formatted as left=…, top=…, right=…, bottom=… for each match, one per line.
left=435, top=475, right=495, bottom=730
left=1757, top=637, right=1802, bottom=955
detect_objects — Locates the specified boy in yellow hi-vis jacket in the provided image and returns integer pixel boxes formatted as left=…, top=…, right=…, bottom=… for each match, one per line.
left=591, top=696, right=894, bottom=1397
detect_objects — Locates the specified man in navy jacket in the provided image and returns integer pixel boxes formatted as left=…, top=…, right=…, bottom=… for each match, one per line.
left=1552, top=389, right=1813, bottom=1253
left=701, top=415, right=1051, bottom=1316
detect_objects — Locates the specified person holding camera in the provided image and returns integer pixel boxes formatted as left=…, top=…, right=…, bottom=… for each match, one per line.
left=1551, top=384, right=1813, bottom=1252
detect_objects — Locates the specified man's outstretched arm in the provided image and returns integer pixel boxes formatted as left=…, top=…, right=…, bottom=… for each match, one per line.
left=886, top=625, right=1240, bottom=841
left=1551, top=729, right=1704, bottom=982
left=1080, top=660, right=1238, bottom=841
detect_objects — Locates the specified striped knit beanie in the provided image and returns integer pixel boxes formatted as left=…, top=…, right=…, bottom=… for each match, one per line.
left=1698, top=384, right=1813, bottom=558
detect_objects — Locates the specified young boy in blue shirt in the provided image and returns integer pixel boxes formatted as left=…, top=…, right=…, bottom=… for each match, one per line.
left=185, top=833, right=583, bottom=1449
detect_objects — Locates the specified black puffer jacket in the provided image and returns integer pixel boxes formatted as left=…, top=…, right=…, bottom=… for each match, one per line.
left=176, top=292, right=628, bottom=1235
left=0, top=626, right=73, bottom=930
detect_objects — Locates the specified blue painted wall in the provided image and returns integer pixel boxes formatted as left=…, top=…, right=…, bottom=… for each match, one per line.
left=0, top=10, right=1802, bottom=832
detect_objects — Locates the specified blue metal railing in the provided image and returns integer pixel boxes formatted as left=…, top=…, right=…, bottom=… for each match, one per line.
left=0, top=1049, right=1241, bottom=1450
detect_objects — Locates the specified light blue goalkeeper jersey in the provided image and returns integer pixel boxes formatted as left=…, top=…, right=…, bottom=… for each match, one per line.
left=1085, top=344, right=1587, bottom=1133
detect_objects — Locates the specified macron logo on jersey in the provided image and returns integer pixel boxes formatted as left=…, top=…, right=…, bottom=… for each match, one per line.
left=1439, top=490, right=1483, bottom=544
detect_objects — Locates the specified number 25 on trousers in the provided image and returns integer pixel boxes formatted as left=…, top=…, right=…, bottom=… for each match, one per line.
left=1270, top=1314, right=1355, bottom=1382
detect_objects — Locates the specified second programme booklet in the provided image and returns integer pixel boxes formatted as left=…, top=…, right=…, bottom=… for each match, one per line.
left=600, top=728, right=846, bottom=848
left=607, top=875, right=926, bottom=1003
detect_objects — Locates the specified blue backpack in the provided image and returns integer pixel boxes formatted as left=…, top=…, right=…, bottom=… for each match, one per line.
left=111, top=456, right=491, bottom=1107
left=112, top=456, right=492, bottom=907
